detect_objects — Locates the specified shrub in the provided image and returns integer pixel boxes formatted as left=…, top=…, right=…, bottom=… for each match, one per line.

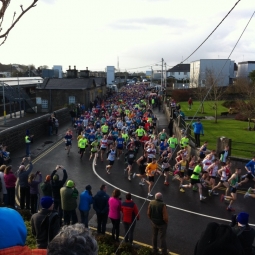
left=222, top=100, right=238, bottom=108
left=172, top=89, right=190, bottom=102
left=235, top=113, right=248, bottom=121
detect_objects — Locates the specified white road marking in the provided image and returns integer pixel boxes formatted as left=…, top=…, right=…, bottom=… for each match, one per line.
left=92, top=160, right=255, bottom=227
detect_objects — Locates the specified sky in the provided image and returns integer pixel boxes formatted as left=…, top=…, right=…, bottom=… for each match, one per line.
left=0, top=0, right=254, bottom=73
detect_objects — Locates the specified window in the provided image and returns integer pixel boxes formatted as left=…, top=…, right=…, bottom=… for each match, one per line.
left=41, top=99, right=48, bottom=109
left=184, top=72, right=187, bottom=75
left=170, top=72, right=175, bottom=75
left=179, top=72, right=180, bottom=75
left=69, top=96, right=76, bottom=104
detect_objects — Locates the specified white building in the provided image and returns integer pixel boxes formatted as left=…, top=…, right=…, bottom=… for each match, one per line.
left=0, top=72, right=11, bottom=77
left=106, top=66, right=115, bottom=85
left=237, top=61, right=255, bottom=80
left=167, top=64, right=190, bottom=81
left=52, top=65, right=63, bottom=78
left=190, top=59, right=235, bottom=88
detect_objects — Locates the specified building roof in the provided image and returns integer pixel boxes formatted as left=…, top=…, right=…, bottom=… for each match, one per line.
left=167, top=64, right=190, bottom=72
left=238, top=61, right=255, bottom=64
left=42, top=77, right=106, bottom=90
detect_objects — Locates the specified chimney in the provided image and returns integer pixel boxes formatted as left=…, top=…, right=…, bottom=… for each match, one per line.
left=66, top=65, right=78, bottom=78
left=69, top=66, right=71, bottom=70
left=79, top=67, right=90, bottom=78
left=74, top=65, right=76, bottom=70
left=86, top=67, right=88, bottom=70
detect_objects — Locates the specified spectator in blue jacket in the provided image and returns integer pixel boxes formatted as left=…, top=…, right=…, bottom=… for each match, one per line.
left=79, top=185, right=93, bottom=228
left=192, top=118, right=204, bottom=147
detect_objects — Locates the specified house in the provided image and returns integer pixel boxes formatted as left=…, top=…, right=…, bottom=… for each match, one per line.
left=36, top=66, right=106, bottom=112
left=190, top=59, right=235, bottom=88
left=167, top=64, right=190, bottom=81
left=236, top=61, right=255, bottom=80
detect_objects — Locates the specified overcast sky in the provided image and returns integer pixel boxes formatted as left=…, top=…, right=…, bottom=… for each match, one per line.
left=0, top=0, right=254, bottom=72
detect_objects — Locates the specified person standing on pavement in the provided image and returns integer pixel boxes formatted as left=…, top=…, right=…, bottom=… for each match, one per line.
left=40, top=175, right=52, bottom=197
left=147, top=192, right=168, bottom=255
left=25, top=130, right=34, bottom=157
left=192, top=118, right=204, bottom=147
left=4, top=165, right=17, bottom=207
left=79, top=185, right=93, bottom=228
left=108, top=189, right=122, bottom=242
left=121, top=193, right=140, bottom=245
left=31, top=196, right=60, bottom=249
left=60, top=180, right=79, bottom=225
left=51, top=165, right=68, bottom=224
left=93, top=184, right=110, bottom=235
left=18, top=157, right=33, bottom=210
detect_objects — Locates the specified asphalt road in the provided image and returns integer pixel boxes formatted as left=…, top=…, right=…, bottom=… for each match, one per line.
left=15, top=138, right=255, bottom=255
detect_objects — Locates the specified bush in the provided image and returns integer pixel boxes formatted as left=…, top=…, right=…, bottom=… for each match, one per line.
left=235, top=113, right=248, bottom=121
left=172, top=89, right=190, bottom=102
left=222, top=100, right=238, bottom=108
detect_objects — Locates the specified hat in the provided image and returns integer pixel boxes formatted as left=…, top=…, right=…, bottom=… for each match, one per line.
left=41, top=196, right=54, bottom=209
left=66, top=180, right=74, bottom=188
left=86, top=185, right=92, bottom=191
left=53, top=174, right=59, bottom=181
left=46, top=175, right=51, bottom=182
left=0, top=207, right=27, bottom=249
left=237, top=212, right=249, bottom=225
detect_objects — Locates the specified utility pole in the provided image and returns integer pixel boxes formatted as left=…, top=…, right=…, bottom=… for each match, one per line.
left=161, top=58, right=164, bottom=89
left=151, top=66, right=153, bottom=83
left=164, top=62, right=167, bottom=87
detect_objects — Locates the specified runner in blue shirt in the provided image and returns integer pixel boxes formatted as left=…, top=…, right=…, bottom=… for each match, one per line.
left=239, top=156, right=255, bottom=186
left=116, top=134, right=125, bottom=159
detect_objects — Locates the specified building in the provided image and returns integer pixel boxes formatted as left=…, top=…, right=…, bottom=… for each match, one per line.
left=41, top=69, right=55, bottom=78
left=190, top=59, right=235, bottom=88
left=53, top=65, right=63, bottom=78
left=106, top=66, right=115, bottom=85
left=236, top=61, right=255, bottom=80
left=0, top=72, right=11, bottom=78
left=36, top=66, right=106, bottom=112
left=167, top=64, right=190, bottom=81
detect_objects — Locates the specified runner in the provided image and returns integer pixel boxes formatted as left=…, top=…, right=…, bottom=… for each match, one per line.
left=167, top=134, right=178, bottom=153
left=161, top=157, right=171, bottom=186
left=207, top=158, right=220, bottom=196
left=187, top=155, right=196, bottom=181
left=100, top=135, right=108, bottom=161
left=174, top=155, right=188, bottom=192
left=133, top=151, right=148, bottom=185
left=159, top=129, right=167, bottom=142
left=244, top=187, right=255, bottom=199
left=105, top=145, right=117, bottom=174
left=64, top=130, right=73, bottom=156
left=78, top=135, right=88, bottom=159
left=90, top=139, right=99, bottom=165
left=238, top=156, right=255, bottom=186
left=124, top=146, right=136, bottom=181
left=135, top=126, right=146, bottom=140
left=116, top=133, right=125, bottom=159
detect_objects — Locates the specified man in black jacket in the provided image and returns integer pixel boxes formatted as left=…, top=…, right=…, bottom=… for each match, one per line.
left=93, top=184, right=109, bottom=234
left=51, top=165, right=68, bottom=224
left=31, top=196, right=60, bottom=249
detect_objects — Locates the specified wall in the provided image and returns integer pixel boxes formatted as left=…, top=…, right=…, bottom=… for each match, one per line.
left=0, top=108, right=70, bottom=153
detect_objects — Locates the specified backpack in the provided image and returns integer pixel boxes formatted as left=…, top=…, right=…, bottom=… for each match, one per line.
left=194, top=222, right=245, bottom=255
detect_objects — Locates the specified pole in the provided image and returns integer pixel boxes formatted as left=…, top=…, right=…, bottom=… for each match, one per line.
left=2, top=83, right=6, bottom=125
left=161, top=58, right=164, bottom=89
left=164, top=62, right=167, bottom=87
left=151, top=66, right=153, bottom=83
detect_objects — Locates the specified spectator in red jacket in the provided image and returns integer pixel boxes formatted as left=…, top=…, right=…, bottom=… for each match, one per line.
left=121, top=193, right=139, bottom=244
left=4, top=165, right=17, bottom=207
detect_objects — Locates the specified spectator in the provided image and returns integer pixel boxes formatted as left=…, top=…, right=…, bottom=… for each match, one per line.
left=31, top=196, right=60, bottom=249
left=60, top=180, right=79, bottom=225
left=4, top=165, right=17, bottom=207
left=0, top=207, right=47, bottom=254
left=188, top=97, right=193, bottom=110
left=93, top=184, right=109, bottom=235
left=192, top=118, right=204, bottom=147
left=40, top=175, right=52, bottom=197
left=47, top=223, right=98, bottom=255
left=108, top=189, right=122, bottom=242
left=79, top=185, right=93, bottom=228
left=121, top=193, right=140, bottom=244
left=51, top=165, right=68, bottom=224
left=28, top=171, right=42, bottom=215
left=25, top=129, right=34, bottom=157
left=0, top=164, right=7, bottom=206
left=18, top=157, right=33, bottom=210
left=147, top=192, right=168, bottom=255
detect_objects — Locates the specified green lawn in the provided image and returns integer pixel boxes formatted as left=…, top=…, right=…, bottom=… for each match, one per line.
left=177, top=100, right=255, bottom=159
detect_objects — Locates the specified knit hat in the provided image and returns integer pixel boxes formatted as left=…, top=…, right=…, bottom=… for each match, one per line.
left=53, top=174, right=59, bottom=181
left=41, top=196, right=54, bottom=209
left=237, top=212, right=249, bottom=225
left=0, top=207, right=27, bottom=249
left=86, top=185, right=92, bottom=191
left=46, top=175, right=51, bottom=182
left=66, top=180, right=74, bottom=188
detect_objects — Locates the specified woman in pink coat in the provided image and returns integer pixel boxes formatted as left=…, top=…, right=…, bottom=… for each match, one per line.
left=4, top=165, right=17, bottom=207
left=108, top=189, right=122, bottom=242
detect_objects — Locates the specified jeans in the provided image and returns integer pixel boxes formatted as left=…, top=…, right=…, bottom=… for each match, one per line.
left=6, top=187, right=16, bottom=207
left=63, top=210, right=78, bottom=225
left=151, top=222, right=168, bottom=254
left=110, top=218, right=120, bottom=240
left=30, top=193, right=38, bottom=214
left=123, top=221, right=136, bottom=244
left=96, top=213, right=108, bottom=234
left=49, top=126, right=53, bottom=136
left=194, top=133, right=201, bottom=147
left=80, top=210, right=89, bottom=228
left=54, top=199, right=63, bottom=224
left=25, top=143, right=30, bottom=157
left=20, top=186, right=30, bottom=209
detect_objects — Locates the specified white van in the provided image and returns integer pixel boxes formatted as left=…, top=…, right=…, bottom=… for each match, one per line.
left=107, top=84, right=118, bottom=92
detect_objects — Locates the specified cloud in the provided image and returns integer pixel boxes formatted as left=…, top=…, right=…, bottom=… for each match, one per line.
left=110, top=23, right=144, bottom=30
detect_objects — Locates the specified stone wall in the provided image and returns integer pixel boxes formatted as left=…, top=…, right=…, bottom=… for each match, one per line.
left=0, top=108, right=70, bottom=153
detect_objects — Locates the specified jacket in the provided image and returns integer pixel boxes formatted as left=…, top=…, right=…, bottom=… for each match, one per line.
left=147, top=199, right=168, bottom=225
left=60, top=187, right=78, bottom=211
left=93, top=190, right=109, bottom=214
left=79, top=190, right=93, bottom=211
left=121, top=200, right=140, bottom=224
left=18, top=162, right=33, bottom=188
left=108, top=197, right=121, bottom=220
left=192, top=122, right=204, bottom=135
left=40, top=182, right=52, bottom=197
left=29, top=175, right=42, bottom=195
left=31, top=209, right=60, bottom=249
left=50, top=169, right=67, bottom=200
left=4, top=172, right=17, bottom=188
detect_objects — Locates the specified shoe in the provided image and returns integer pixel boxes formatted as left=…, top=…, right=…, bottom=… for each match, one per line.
left=128, top=176, right=131, bottom=181
left=133, top=173, right=136, bottom=179
left=200, top=196, right=206, bottom=201
left=192, top=186, right=198, bottom=191
left=208, top=190, right=212, bottom=196
left=220, top=194, right=224, bottom=202
left=164, top=182, right=169, bottom=186
left=179, top=188, right=185, bottom=193
left=139, top=182, right=145, bottom=186
left=226, top=207, right=235, bottom=212
left=107, top=170, right=110, bottom=174
left=148, top=193, right=153, bottom=197
left=247, top=187, right=252, bottom=194
left=244, top=192, right=250, bottom=199
left=213, top=192, right=219, bottom=196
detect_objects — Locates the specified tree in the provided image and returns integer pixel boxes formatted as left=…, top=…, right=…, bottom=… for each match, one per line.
left=0, top=0, right=38, bottom=46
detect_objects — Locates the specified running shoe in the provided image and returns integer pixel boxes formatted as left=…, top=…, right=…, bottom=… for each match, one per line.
left=208, top=190, right=212, bottom=196
left=164, top=182, right=169, bottom=186
left=179, top=188, right=185, bottom=193
left=133, top=173, right=136, bottom=179
left=172, top=175, right=178, bottom=181
left=200, top=196, right=206, bottom=201
left=213, top=192, right=219, bottom=196
left=226, top=207, right=235, bottom=212
left=247, top=187, right=252, bottom=194
left=139, top=182, right=145, bottom=186
left=192, top=186, right=198, bottom=191
left=220, top=194, right=224, bottom=202
left=128, top=175, right=131, bottom=181
left=148, top=193, right=153, bottom=197
left=244, top=192, right=250, bottom=199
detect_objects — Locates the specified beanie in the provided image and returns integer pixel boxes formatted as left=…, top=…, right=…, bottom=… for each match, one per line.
left=66, top=180, right=74, bottom=188
left=46, top=175, right=51, bottom=182
left=53, top=174, right=59, bottom=181
left=237, top=212, right=249, bottom=225
left=0, top=207, right=27, bottom=249
left=86, top=185, right=92, bottom=191
left=41, top=196, right=54, bottom=209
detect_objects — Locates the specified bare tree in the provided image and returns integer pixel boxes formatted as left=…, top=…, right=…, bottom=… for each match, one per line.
left=0, top=0, right=38, bottom=46
left=192, top=81, right=207, bottom=114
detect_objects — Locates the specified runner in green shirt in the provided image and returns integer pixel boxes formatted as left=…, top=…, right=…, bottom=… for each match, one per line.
left=90, top=140, right=99, bottom=164
left=135, top=126, right=146, bottom=139
left=167, top=135, right=178, bottom=152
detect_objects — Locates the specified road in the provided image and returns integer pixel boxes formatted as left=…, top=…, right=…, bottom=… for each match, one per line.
left=17, top=137, right=255, bottom=255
